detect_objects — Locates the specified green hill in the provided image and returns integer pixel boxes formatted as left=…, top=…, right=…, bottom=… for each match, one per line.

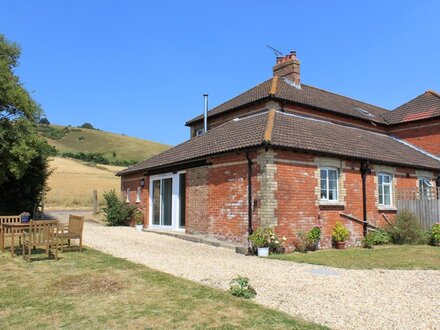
left=37, top=124, right=170, bottom=165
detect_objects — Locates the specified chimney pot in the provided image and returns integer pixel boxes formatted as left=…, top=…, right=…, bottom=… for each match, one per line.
left=272, top=50, right=301, bottom=87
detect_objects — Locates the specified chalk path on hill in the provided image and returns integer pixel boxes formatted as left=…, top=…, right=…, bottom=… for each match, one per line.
left=83, top=222, right=440, bottom=330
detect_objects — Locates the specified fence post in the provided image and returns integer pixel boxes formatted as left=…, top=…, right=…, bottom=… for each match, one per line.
left=92, top=190, right=98, bottom=215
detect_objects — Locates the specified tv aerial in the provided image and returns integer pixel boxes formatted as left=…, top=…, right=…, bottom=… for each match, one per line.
left=267, top=45, right=284, bottom=57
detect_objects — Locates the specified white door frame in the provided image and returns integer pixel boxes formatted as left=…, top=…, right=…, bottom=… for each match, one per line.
left=149, top=171, right=185, bottom=231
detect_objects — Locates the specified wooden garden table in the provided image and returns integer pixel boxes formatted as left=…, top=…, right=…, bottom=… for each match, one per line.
left=1, top=222, right=30, bottom=257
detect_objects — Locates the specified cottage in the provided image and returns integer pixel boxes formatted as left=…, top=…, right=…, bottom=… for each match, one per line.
left=118, top=52, right=440, bottom=248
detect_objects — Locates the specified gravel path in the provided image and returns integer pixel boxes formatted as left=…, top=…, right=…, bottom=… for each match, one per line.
left=83, top=222, right=440, bottom=330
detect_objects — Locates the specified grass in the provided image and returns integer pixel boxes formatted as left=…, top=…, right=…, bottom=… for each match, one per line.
left=270, top=245, right=440, bottom=270
left=45, top=157, right=123, bottom=209
left=0, top=247, right=326, bottom=330
left=40, top=124, right=170, bottom=163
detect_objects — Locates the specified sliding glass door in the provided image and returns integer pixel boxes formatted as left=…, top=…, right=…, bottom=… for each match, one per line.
left=151, top=177, right=173, bottom=227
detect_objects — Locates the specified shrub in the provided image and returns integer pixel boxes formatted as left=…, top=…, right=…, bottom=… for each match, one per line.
left=387, top=210, right=426, bottom=245
left=307, top=225, right=322, bottom=250
left=133, top=209, right=143, bottom=225
left=229, top=276, right=256, bottom=299
left=293, top=232, right=308, bottom=253
left=332, top=222, right=350, bottom=243
left=431, top=223, right=440, bottom=245
left=370, top=229, right=391, bottom=245
left=362, top=235, right=374, bottom=249
left=103, top=190, right=136, bottom=226
left=249, top=227, right=272, bottom=248
left=80, top=122, right=95, bottom=129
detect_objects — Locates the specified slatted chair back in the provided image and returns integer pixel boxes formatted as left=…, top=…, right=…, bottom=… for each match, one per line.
left=0, top=216, right=22, bottom=236
left=68, top=215, right=84, bottom=236
left=23, top=220, right=59, bottom=261
left=27, top=220, right=59, bottom=247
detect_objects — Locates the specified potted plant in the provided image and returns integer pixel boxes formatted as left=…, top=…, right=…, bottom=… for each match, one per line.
left=20, top=212, right=30, bottom=223
left=307, top=225, right=322, bottom=251
left=133, top=209, right=143, bottom=232
left=431, top=222, right=440, bottom=246
left=332, top=222, right=350, bottom=249
left=268, top=232, right=287, bottom=254
left=249, top=227, right=270, bottom=257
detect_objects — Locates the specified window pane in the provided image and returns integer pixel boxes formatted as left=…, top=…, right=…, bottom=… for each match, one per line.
left=152, top=180, right=160, bottom=225
left=329, top=170, right=337, bottom=181
left=162, top=178, right=173, bottom=226
left=329, top=179, right=338, bottom=190
left=321, top=178, right=327, bottom=191
left=378, top=185, right=383, bottom=205
left=383, top=175, right=390, bottom=183
left=384, top=193, right=391, bottom=206
left=378, top=175, right=383, bottom=185
left=321, top=189, right=328, bottom=199
left=329, top=189, right=338, bottom=201
left=320, top=169, right=327, bottom=180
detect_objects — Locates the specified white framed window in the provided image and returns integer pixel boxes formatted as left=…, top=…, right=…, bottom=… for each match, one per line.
left=195, top=128, right=204, bottom=137
left=125, top=188, right=130, bottom=203
left=378, top=173, right=392, bottom=206
left=136, top=187, right=141, bottom=203
left=419, top=177, right=433, bottom=198
left=320, top=168, right=339, bottom=201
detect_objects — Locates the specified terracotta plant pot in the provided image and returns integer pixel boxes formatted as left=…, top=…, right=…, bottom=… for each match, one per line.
left=335, top=241, right=346, bottom=249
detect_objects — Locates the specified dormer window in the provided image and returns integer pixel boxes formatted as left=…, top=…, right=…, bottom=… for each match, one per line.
left=195, top=128, right=204, bottom=137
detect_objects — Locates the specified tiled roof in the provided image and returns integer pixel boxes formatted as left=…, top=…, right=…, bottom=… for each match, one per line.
left=118, top=110, right=440, bottom=175
left=383, top=91, right=440, bottom=124
left=117, top=113, right=268, bottom=175
left=186, top=77, right=390, bottom=125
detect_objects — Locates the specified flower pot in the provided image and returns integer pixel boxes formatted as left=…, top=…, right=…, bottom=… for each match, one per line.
left=257, top=247, right=269, bottom=257
left=135, top=224, right=143, bottom=232
left=335, top=241, right=346, bottom=249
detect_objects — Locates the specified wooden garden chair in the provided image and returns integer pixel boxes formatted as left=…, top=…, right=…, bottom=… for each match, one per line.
left=0, top=215, right=22, bottom=253
left=22, top=220, right=59, bottom=262
left=58, top=215, right=84, bottom=252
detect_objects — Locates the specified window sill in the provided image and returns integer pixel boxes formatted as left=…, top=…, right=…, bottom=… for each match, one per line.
left=319, top=201, right=345, bottom=207
left=378, top=206, right=397, bottom=211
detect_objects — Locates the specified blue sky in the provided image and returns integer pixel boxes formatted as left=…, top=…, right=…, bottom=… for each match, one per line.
left=2, top=1, right=440, bottom=145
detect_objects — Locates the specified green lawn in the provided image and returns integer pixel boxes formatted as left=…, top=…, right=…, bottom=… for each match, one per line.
left=0, top=248, right=326, bottom=330
left=270, top=245, right=440, bottom=270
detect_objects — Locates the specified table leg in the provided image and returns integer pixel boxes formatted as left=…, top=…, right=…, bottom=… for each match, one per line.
left=11, top=227, right=15, bottom=258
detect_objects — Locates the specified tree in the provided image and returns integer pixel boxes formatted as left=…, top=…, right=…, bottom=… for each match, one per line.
left=0, top=34, right=52, bottom=215
left=80, top=122, right=94, bottom=129
left=39, top=117, right=50, bottom=125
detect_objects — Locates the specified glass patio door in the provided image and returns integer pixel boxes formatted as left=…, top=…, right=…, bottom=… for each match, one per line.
left=152, top=177, right=173, bottom=227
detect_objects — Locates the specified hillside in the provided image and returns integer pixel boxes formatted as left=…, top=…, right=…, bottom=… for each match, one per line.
left=45, top=157, right=124, bottom=209
left=37, top=124, right=170, bottom=165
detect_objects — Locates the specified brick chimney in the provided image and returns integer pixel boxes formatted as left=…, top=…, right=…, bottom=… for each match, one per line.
left=272, top=51, right=300, bottom=87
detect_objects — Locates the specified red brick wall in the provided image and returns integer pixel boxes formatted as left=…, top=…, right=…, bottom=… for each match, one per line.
left=186, top=166, right=210, bottom=234
left=388, top=119, right=440, bottom=156
left=120, top=149, right=431, bottom=249
left=120, top=173, right=149, bottom=227
left=186, top=153, right=259, bottom=244
left=271, top=151, right=423, bottom=249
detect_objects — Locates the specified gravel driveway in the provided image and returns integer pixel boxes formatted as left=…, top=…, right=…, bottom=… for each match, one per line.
left=83, top=222, right=440, bottom=330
